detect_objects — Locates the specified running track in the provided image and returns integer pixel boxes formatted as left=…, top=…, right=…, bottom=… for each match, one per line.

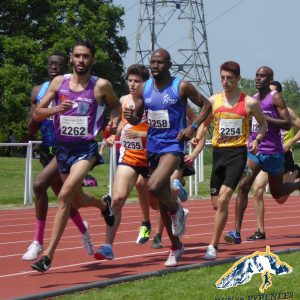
left=1, top=196, right=300, bottom=299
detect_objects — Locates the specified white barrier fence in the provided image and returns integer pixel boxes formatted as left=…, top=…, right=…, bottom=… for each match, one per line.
left=0, top=141, right=204, bottom=205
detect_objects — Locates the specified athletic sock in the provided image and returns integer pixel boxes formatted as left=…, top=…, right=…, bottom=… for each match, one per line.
left=141, top=220, right=151, bottom=229
left=70, top=210, right=86, bottom=234
left=34, top=219, right=46, bottom=245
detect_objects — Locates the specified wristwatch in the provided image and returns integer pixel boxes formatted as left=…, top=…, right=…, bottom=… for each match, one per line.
left=191, top=122, right=199, bottom=130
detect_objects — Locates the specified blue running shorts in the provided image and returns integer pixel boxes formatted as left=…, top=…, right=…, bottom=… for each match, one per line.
left=56, top=140, right=104, bottom=174
left=247, top=152, right=284, bottom=175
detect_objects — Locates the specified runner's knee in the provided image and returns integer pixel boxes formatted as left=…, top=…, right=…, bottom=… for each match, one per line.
left=33, top=178, right=48, bottom=195
left=112, top=196, right=126, bottom=212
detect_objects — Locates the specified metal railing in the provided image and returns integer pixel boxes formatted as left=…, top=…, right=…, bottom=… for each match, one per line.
left=0, top=141, right=204, bottom=205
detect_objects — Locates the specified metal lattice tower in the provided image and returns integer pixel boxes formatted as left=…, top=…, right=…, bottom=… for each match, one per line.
left=135, top=0, right=213, bottom=96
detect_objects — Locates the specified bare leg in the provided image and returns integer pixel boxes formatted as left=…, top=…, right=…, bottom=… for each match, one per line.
left=210, top=186, right=234, bottom=247
left=44, top=158, right=96, bottom=260
left=235, top=159, right=261, bottom=232
left=252, top=171, right=269, bottom=233
left=147, top=154, right=179, bottom=210
left=105, top=166, right=139, bottom=245
left=268, top=173, right=300, bottom=204
left=33, top=158, right=62, bottom=221
left=159, top=203, right=181, bottom=249
left=147, top=154, right=181, bottom=248
left=135, top=175, right=150, bottom=222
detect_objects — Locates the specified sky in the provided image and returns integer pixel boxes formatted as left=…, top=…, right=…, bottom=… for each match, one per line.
left=112, top=0, right=300, bottom=94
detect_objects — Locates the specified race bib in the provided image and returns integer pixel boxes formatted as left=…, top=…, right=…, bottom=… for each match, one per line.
left=122, top=136, right=143, bottom=150
left=60, top=116, right=88, bottom=136
left=219, top=118, right=242, bottom=136
left=251, top=116, right=259, bottom=132
left=148, top=110, right=170, bottom=128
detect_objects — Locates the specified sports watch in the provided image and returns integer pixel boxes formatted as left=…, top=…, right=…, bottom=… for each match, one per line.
left=191, top=122, right=199, bottom=130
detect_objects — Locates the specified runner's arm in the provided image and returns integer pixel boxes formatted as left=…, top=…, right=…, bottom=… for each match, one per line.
left=96, top=79, right=121, bottom=134
left=33, top=76, right=72, bottom=121
left=124, top=84, right=145, bottom=125
left=28, top=85, right=41, bottom=137
left=266, top=93, right=291, bottom=131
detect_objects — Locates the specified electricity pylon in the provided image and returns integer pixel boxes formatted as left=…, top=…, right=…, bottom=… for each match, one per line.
left=135, top=0, right=213, bottom=96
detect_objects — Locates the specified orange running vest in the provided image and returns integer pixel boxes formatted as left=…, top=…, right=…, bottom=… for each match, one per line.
left=119, top=96, right=148, bottom=166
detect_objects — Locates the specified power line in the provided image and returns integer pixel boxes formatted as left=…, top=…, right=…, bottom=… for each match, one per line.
left=122, top=1, right=139, bottom=13
left=122, top=0, right=247, bottom=49
left=206, top=0, right=246, bottom=26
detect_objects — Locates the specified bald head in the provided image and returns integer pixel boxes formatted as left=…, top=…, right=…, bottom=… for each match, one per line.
left=149, top=48, right=172, bottom=81
left=151, top=48, right=171, bottom=63
left=256, top=66, right=274, bottom=79
left=255, top=66, right=274, bottom=92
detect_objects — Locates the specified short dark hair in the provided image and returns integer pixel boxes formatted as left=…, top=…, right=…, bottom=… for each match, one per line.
left=71, top=40, right=96, bottom=56
left=48, top=51, right=68, bottom=65
left=220, top=61, right=240, bottom=77
left=126, top=64, right=150, bottom=82
left=270, top=80, right=282, bottom=93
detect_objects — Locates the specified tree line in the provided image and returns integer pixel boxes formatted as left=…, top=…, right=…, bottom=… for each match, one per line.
left=0, top=0, right=128, bottom=144
left=239, top=77, right=300, bottom=116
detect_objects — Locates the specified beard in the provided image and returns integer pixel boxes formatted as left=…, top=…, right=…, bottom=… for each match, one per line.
left=73, top=63, right=92, bottom=75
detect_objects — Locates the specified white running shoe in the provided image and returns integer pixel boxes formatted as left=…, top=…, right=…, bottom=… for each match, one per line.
left=170, top=207, right=186, bottom=237
left=22, top=241, right=43, bottom=261
left=183, top=208, right=189, bottom=220
left=81, top=221, right=94, bottom=255
left=204, top=244, right=217, bottom=260
left=165, top=243, right=184, bottom=267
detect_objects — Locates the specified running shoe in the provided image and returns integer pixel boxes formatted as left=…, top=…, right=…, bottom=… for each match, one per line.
left=151, top=233, right=163, bottom=249
left=31, top=255, right=51, bottom=273
left=81, top=221, right=94, bottom=255
left=224, top=230, right=241, bottom=244
left=165, top=243, right=184, bottom=267
left=170, top=206, right=186, bottom=237
left=22, top=241, right=43, bottom=261
left=183, top=208, right=189, bottom=220
left=101, top=194, right=115, bottom=227
left=172, top=179, right=188, bottom=202
left=94, top=244, right=114, bottom=260
left=204, top=245, right=217, bottom=260
left=247, top=229, right=266, bottom=241
left=136, top=225, right=151, bottom=244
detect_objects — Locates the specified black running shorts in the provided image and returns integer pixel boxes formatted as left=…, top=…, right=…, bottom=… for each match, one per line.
left=210, top=146, right=247, bottom=196
left=39, top=144, right=56, bottom=168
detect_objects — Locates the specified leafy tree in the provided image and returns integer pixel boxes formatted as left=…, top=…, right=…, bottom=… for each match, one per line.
left=0, top=0, right=128, bottom=143
left=239, top=77, right=256, bottom=96
left=282, top=78, right=300, bottom=115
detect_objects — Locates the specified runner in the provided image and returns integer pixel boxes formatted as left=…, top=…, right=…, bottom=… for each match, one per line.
left=225, top=66, right=300, bottom=245
left=124, top=48, right=212, bottom=266
left=93, top=64, right=157, bottom=260
left=198, top=61, right=267, bottom=260
left=31, top=40, right=120, bottom=272
left=246, top=81, right=300, bottom=241
left=23, top=52, right=93, bottom=260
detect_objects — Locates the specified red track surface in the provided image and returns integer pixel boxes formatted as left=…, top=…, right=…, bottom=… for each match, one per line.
left=0, top=196, right=300, bottom=299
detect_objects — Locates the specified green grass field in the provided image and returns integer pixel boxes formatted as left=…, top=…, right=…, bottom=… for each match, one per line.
left=1, top=144, right=300, bottom=207
left=0, top=146, right=215, bottom=206
left=58, top=251, right=299, bottom=300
